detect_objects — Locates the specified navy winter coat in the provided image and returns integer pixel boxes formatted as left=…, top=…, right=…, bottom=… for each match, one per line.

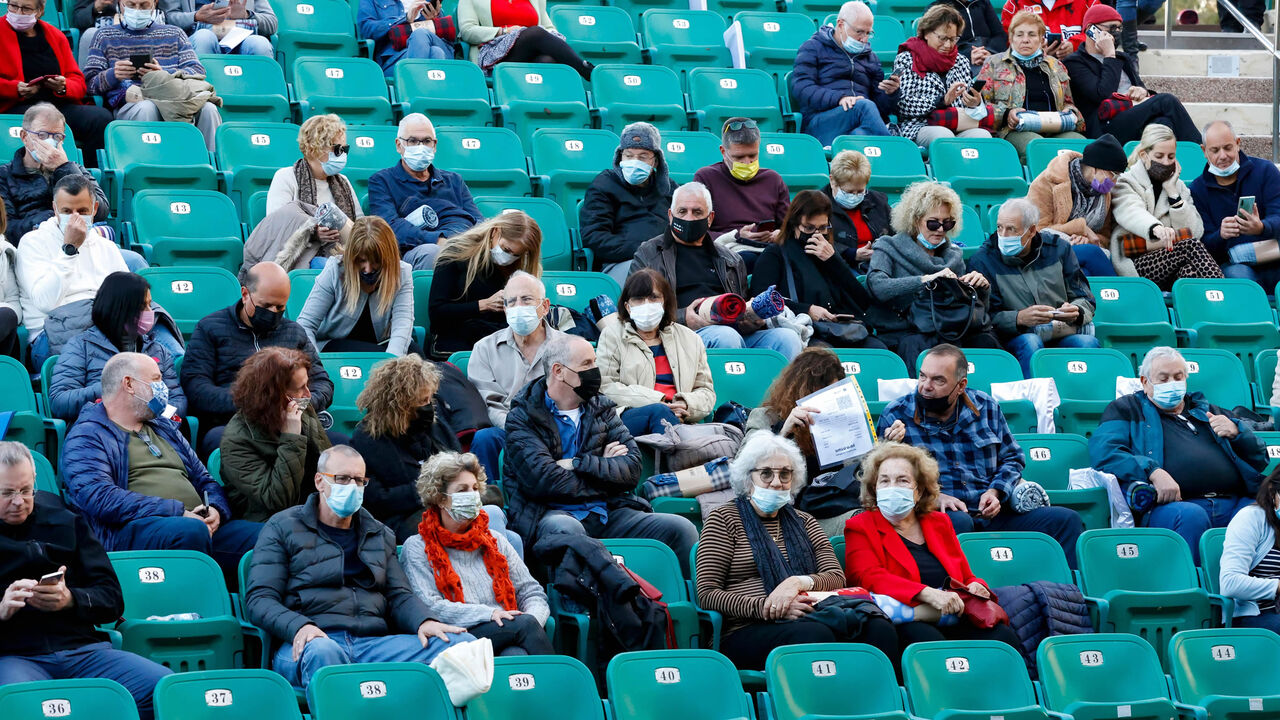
left=997, top=580, right=1092, bottom=678
left=49, top=325, right=186, bottom=423
left=1189, top=151, right=1280, bottom=262
left=790, top=26, right=897, bottom=124
left=366, top=162, right=484, bottom=253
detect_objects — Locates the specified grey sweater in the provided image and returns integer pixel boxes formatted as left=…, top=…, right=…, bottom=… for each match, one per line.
left=401, top=531, right=550, bottom=629
left=865, top=231, right=966, bottom=333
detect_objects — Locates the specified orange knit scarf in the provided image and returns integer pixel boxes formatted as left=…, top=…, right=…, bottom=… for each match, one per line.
left=417, top=508, right=518, bottom=611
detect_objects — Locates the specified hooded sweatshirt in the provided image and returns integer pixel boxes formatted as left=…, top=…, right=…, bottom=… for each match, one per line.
left=578, top=146, right=675, bottom=265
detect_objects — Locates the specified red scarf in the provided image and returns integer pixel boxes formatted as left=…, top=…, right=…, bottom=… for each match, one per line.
left=417, top=508, right=518, bottom=611
left=899, top=36, right=959, bottom=77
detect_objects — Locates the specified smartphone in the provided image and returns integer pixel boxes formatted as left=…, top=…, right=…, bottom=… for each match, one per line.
left=969, top=79, right=986, bottom=92
left=195, top=490, right=210, bottom=518
left=129, top=53, right=152, bottom=69
left=755, top=219, right=777, bottom=232
left=26, top=74, right=53, bottom=85
left=1239, top=196, right=1257, bottom=215
left=1045, top=32, right=1063, bottom=45
left=1084, top=25, right=1102, bottom=41
left=39, top=570, right=65, bottom=586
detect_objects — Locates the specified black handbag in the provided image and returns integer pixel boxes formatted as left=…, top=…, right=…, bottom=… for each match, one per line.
left=782, top=249, right=871, bottom=346
left=910, top=277, right=991, bottom=342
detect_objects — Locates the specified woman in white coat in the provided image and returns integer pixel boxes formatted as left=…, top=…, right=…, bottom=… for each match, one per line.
left=0, top=206, right=21, bottom=361
left=1220, top=474, right=1280, bottom=632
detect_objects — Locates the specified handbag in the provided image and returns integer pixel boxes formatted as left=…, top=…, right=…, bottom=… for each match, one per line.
left=909, top=277, right=991, bottom=342
left=782, top=249, right=870, bottom=346
left=945, top=578, right=1009, bottom=629
left=428, top=636, right=494, bottom=706
left=634, top=421, right=744, bottom=473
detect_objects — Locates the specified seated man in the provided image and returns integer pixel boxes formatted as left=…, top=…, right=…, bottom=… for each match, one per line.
left=692, top=118, right=790, bottom=270
left=61, top=353, right=261, bottom=576
left=182, top=262, right=335, bottom=456
left=244, top=445, right=472, bottom=692
left=0, top=441, right=171, bottom=720
left=467, top=270, right=567, bottom=484
left=999, top=0, right=1091, bottom=57
left=367, top=113, right=483, bottom=271
left=631, top=182, right=802, bottom=361
left=1191, top=120, right=1280, bottom=287
left=967, top=198, right=1100, bottom=377
left=157, top=0, right=277, bottom=56
left=358, top=0, right=454, bottom=75
left=81, top=0, right=222, bottom=151
left=791, top=1, right=897, bottom=146
left=504, top=335, right=699, bottom=572
left=1090, top=346, right=1266, bottom=561
left=880, top=344, right=1085, bottom=566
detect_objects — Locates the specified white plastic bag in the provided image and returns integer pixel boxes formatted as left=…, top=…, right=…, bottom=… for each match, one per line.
left=429, top=637, right=493, bottom=707
left=877, top=378, right=916, bottom=404
left=1068, top=467, right=1133, bottom=528
left=990, top=377, right=1061, bottom=433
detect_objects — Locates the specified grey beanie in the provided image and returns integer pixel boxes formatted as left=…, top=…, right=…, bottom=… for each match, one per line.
left=619, top=122, right=662, bottom=154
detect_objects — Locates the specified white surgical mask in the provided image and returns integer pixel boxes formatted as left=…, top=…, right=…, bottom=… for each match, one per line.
left=833, top=188, right=865, bottom=209
left=121, top=6, right=154, bottom=30
left=490, top=245, right=518, bottom=266
left=447, top=490, right=482, bottom=522
left=505, top=305, right=539, bottom=336
left=628, top=301, right=664, bottom=332
left=403, top=144, right=434, bottom=172
left=877, top=486, right=916, bottom=522
left=1208, top=160, right=1240, bottom=177
left=751, top=485, right=791, bottom=514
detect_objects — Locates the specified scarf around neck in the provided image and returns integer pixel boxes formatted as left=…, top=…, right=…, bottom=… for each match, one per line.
left=899, top=36, right=959, bottom=77
left=417, top=507, right=518, bottom=611
left=293, top=158, right=357, bottom=223
left=734, top=495, right=817, bottom=594
left=1067, top=157, right=1109, bottom=232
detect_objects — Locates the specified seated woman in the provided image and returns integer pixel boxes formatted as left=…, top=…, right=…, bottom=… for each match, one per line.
left=1027, top=133, right=1129, bottom=278
left=597, top=268, right=716, bottom=438
left=1220, top=474, right=1280, bottom=633
left=751, top=189, right=885, bottom=349
left=220, top=347, right=331, bottom=522
left=845, top=441, right=1021, bottom=649
left=403, top=451, right=553, bottom=656
left=864, top=181, right=996, bottom=369
left=50, top=271, right=185, bottom=422
left=0, top=207, right=21, bottom=362
left=1109, top=123, right=1221, bottom=287
left=458, top=0, right=593, bottom=80
left=297, top=216, right=417, bottom=356
left=893, top=4, right=991, bottom=150
left=428, top=211, right=542, bottom=356
left=820, top=150, right=891, bottom=273
left=976, top=11, right=1087, bottom=163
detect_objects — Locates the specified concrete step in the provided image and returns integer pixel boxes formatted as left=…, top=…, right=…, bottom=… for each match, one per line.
left=1136, top=27, right=1266, bottom=51
left=1240, top=134, right=1275, bottom=160
left=1138, top=47, right=1276, bottom=76
left=1184, top=101, right=1273, bottom=135
left=1144, top=75, right=1274, bottom=104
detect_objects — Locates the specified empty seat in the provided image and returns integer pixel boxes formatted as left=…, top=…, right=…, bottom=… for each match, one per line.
left=1029, top=347, right=1133, bottom=437
left=286, top=268, right=320, bottom=321
left=830, top=135, right=929, bottom=201
left=1179, top=348, right=1254, bottom=410
left=1038, top=633, right=1196, bottom=719
left=763, top=644, right=909, bottom=720
left=541, top=271, right=622, bottom=312
left=606, top=650, right=754, bottom=720
left=660, top=130, right=723, bottom=184
left=640, top=9, right=732, bottom=84
left=530, top=128, right=621, bottom=225
left=215, top=122, right=302, bottom=217
left=1168, top=628, right=1280, bottom=717
left=732, top=12, right=816, bottom=91
left=928, top=138, right=1029, bottom=226
left=903, top=640, right=1054, bottom=720
left=434, top=126, right=532, bottom=197
left=758, top=132, right=829, bottom=192
left=101, top=121, right=217, bottom=218
left=706, top=348, right=789, bottom=407
left=1086, top=276, right=1176, bottom=372
left=127, top=189, right=244, bottom=275
left=869, top=16, right=906, bottom=74
left=591, top=63, right=689, bottom=133
left=474, top=197, right=574, bottom=272
left=832, top=347, right=909, bottom=417
left=1014, top=433, right=1110, bottom=530
left=688, top=68, right=791, bottom=133
left=138, top=267, right=241, bottom=334
left=492, top=63, right=591, bottom=149
left=549, top=5, right=643, bottom=65
left=467, top=656, right=606, bottom=720
left=153, top=669, right=303, bottom=720
left=0, top=679, right=141, bottom=720
left=959, top=531, right=1075, bottom=587
left=393, top=59, right=492, bottom=127
left=320, top=351, right=394, bottom=413
left=1025, top=136, right=1092, bottom=179
left=1171, top=277, right=1280, bottom=382
left=199, top=55, right=292, bottom=123
left=293, top=57, right=394, bottom=125
left=273, top=0, right=359, bottom=78
left=308, top=663, right=456, bottom=719
left=0, top=355, right=64, bottom=465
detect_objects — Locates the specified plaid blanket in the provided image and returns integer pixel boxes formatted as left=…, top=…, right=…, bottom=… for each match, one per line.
left=928, top=103, right=997, bottom=131
left=1118, top=227, right=1194, bottom=257
left=640, top=456, right=733, bottom=500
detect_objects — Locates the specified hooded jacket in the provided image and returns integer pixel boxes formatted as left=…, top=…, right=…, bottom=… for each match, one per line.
left=50, top=324, right=187, bottom=422
left=595, top=317, right=716, bottom=422
left=966, top=229, right=1094, bottom=339
left=791, top=25, right=897, bottom=122
left=1109, top=160, right=1204, bottom=276
left=16, top=215, right=129, bottom=338
left=1189, top=151, right=1280, bottom=262
left=1027, top=151, right=1115, bottom=240
left=865, top=231, right=967, bottom=333
left=0, top=149, right=110, bottom=241
left=579, top=148, right=675, bottom=266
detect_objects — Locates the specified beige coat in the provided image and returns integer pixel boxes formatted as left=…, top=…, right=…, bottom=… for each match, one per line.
left=596, top=317, right=716, bottom=423
left=1027, top=151, right=1114, bottom=241
left=1108, top=161, right=1204, bottom=277
left=457, top=0, right=555, bottom=63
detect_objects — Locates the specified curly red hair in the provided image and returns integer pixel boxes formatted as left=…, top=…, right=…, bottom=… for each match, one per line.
left=230, top=347, right=311, bottom=436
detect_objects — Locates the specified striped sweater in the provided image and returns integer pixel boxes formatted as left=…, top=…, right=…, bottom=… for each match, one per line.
left=695, top=501, right=845, bottom=636
left=82, top=22, right=203, bottom=109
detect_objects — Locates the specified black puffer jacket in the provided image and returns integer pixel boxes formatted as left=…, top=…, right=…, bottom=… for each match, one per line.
left=349, top=410, right=460, bottom=542
left=0, top=149, right=109, bottom=241
left=997, top=580, right=1092, bottom=678
left=578, top=149, right=675, bottom=266
left=504, top=377, right=644, bottom=544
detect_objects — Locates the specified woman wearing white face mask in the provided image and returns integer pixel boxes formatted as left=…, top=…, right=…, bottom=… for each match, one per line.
left=596, top=268, right=715, bottom=437
left=820, top=150, right=891, bottom=271
left=266, top=114, right=362, bottom=251
left=402, top=451, right=553, bottom=656
left=696, top=430, right=899, bottom=671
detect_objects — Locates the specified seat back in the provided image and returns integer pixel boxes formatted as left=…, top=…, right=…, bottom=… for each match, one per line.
left=0, top=679, right=140, bottom=720
left=108, top=550, right=234, bottom=620
left=467, top=655, right=605, bottom=720
left=139, top=267, right=242, bottom=334
left=1087, top=275, right=1175, bottom=370
left=474, top=197, right=573, bottom=271
left=446, top=351, right=470, bottom=374
left=758, top=132, right=829, bottom=190
left=687, top=68, right=784, bottom=131
left=200, top=55, right=291, bottom=122
left=606, top=649, right=752, bottom=720
left=1025, top=136, right=1092, bottom=178
left=493, top=62, right=590, bottom=145
left=393, top=59, right=492, bottom=127
left=916, top=347, right=1021, bottom=394
left=659, top=130, right=722, bottom=184
left=929, top=137, right=1023, bottom=181
left=959, top=531, right=1074, bottom=587
left=829, top=135, right=928, bottom=196
left=293, top=57, right=391, bottom=121
left=641, top=8, right=728, bottom=50
left=434, top=126, right=531, bottom=196
left=1015, top=432, right=1090, bottom=491
left=706, top=348, right=790, bottom=407
left=530, top=128, right=621, bottom=221
left=541, top=271, right=622, bottom=312
left=412, top=270, right=433, bottom=337
left=869, top=16, right=906, bottom=71
left=832, top=348, right=909, bottom=415
left=104, top=120, right=211, bottom=170
left=1168, top=628, right=1280, bottom=706
left=320, top=352, right=395, bottom=410
left=286, top=268, right=321, bottom=321
left=1030, top=347, right=1133, bottom=402
left=1180, top=348, right=1253, bottom=410
left=1076, top=527, right=1201, bottom=595
left=1256, top=348, right=1278, bottom=405
left=33, top=449, right=59, bottom=497
left=130, top=189, right=243, bottom=246
left=274, top=0, right=358, bottom=71
left=153, top=670, right=304, bottom=720
left=903, top=640, right=1041, bottom=718
left=0, top=355, right=41, bottom=414
left=1124, top=140, right=1206, bottom=182
left=589, top=64, right=688, bottom=133
left=1037, top=634, right=1173, bottom=712
left=1198, top=527, right=1226, bottom=594
left=0, top=115, right=81, bottom=164
left=1173, top=277, right=1275, bottom=327
left=548, top=5, right=642, bottom=65
left=602, top=538, right=688, bottom=602
left=308, top=663, right=457, bottom=720
left=734, top=12, right=815, bottom=82
left=764, top=643, right=903, bottom=720
left=344, top=125, right=402, bottom=198
left=214, top=122, right=302, bottom=211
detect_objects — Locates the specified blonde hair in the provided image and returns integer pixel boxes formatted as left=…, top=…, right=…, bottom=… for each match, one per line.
left=298, top=114, right=345, bottom=161
left=858, top=441, right=942, bottom=514
left=829, top=150, right=872, bottom=188
left=356, top=355, right=440, bottom=438
left=340, top=217, right=401, bottom=315
left=1128, top=122, right=1177, bottom=167
left=435, top=211, right=543, bottom=297
left=1008, top=10, right=1047, bottom=37
left=891, top=181, right=964, bottom=238
left=416, top=452, right=488, bottom=509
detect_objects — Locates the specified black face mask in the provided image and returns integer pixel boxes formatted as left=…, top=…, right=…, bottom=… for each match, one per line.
left=359, top=268, right=381, bottom=286
left=249, top=305, right=282, bottom=335
left=415, top=404, right=435, bottom=426
left=1146, top=160, right=1177, bottom=184
left=916, top=390, right=956, bottom=416
left=670, top=216, right=709, bottom=244
left=571, top=367, right=602, bottom=402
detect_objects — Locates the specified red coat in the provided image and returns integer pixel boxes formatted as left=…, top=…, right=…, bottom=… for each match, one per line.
left=0, top=20, right=88, bottom=113
left=844, top=509, right=987, bottom=605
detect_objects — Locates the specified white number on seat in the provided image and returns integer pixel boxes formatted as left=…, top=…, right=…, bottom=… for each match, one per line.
left=324, top=67, right=343, bottom=79
left=672, top=18, right=689, bottom=28
left=1116, top=543, right=1139, bottom=558
left=862, top=146, right=881, bottom=157
left=359, top=681, right=387, bottom=698
left=250, top=134, right=271, bottom=146
left=40, top=700, right=71, bottom=718
left=222, top=65, right=243, bottom=77
left=7, top=127, right=21, bottom=138
left=555, top=283, right=578, bottom=296
left=170, top=281, right=194, bottom=294
left=1066, top=361, right=1088, bottom=373
left=1206, top=290, right=1225, bottom=301
left=1187, top=361, right=1200, bottom=373
left=1211, top=644, right=1236, bottom=661
left=564, top=140, right=584, bottom=152
left=169, top=202, right=191, bottom=215
left=339, top=366, right=363, bottom=380
left=842, top=361, right=861, bottom=375
left=1079, top=650, right=1104, bottom=666
left=724, top=362, right=747, bottom=375
left=296, top=2, right=313, bottom=12
left=577, top=14, right=595, bottom=24
left=718, top=78, right=737, bottom=89
left=204, top=690, right=233, bottom=707
left=666, top=141, right=685, bottom=153
left=509, top=673, right=535, bottom=690
left=811, top=660, right=836, bottom=677
left=623, top=75, right=642, bottom=86
left=355, top=136, right=374, bottom=148
left=1100, top=288, right=1119, bottom=301
left=462, top=138, right=481, bottom=150
left=766, top=143, right=784, bottom=155
left=141, top=133, right=161, bottom=144
left=1267, top=445, right=1280, bottom=459
left=944, top=657, right=969, bottom=672
left=1029, top=447, right=1052, bottom=461
left=990, top=546, right=1014, bottom=562
left=525, top=73, right=543, bottom=84
left=427, top=69, right=446, bottom=80
left=960, top=148, right=979, bottom=159
left=967, top=362, right=975, bottom=374
left=655, top=667, right=681, bottom=683
left=763, top=21, right=780, bottom=31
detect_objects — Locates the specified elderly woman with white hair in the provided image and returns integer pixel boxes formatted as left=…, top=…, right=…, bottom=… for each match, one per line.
left=864, top=181, right=996, bottom=369
left=695, top=430, right=898, bottom=671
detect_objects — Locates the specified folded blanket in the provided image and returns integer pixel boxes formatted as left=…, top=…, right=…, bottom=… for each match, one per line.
left=690, top=294, right=745, bottom=326
left=1119, top=227, right=1194, bottom=257
left=749, top=285, right=785, bottom=321
left=1014, top=110, right=1077, bottom=134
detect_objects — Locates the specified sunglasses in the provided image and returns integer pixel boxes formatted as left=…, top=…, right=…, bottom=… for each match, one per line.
left=925, top=218, right=957, bottom=232
left=723, top=119, right=758, bottom=133
left=331, top=144, right=350, bottom=156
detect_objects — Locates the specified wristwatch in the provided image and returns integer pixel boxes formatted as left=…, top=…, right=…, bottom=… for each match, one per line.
left=61, top=243, right=79, bottom=256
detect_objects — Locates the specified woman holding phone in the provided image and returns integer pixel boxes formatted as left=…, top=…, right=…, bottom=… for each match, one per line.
left=358, top=0, right=455, bottom=75
left=892, top=4, right=991, bottom=150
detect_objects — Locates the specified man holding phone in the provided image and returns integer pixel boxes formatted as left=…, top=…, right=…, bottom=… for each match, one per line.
left=158, top=0, right=277, bottom=56
left=1192, top=120, right=1280, bottom=287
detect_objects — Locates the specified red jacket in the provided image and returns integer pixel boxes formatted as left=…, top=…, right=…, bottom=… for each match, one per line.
left=0, top=20, right=88, bottom=113
left=1000, top=0, right=1096, bottom=43
left=844, top=508, right=986, bottom=605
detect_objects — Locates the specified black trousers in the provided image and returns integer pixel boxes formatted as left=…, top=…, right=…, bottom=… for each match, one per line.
left=0, top=308, right=18, bottom=362
left=719, top=615, right=900, bottom=672
left=8, top=100, right=113, bottom=162
left=1103, top=93, right=1201, bottom=144
left=468, top=613, right=555, bottom=656
left=1219, top=0, right=1265, bottom=32
left=321, top=337, right=424, bottom=356
left=896, top=619, right=1022, bottom=650
left=502, top=25, right=593, bottom=81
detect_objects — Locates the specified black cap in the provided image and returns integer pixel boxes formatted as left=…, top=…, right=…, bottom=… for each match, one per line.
left=1082, top=133, right=1128, bottom=173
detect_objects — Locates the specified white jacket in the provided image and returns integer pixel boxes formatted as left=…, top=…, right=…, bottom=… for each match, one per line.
left=596, top=316, right=717, bottom=423
left=1221, top=504, right=1280, bottom=619
left=0, top=237, right=21, bottom=323
left=16, top=217, right=128, bottom=337
left=1108, top=162, right=1204, bottom=277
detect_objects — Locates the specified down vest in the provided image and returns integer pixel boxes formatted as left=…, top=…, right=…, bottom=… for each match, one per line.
left=996, top=581, right=1092, bottom=678
left=49, top=325, right=187, bottom=423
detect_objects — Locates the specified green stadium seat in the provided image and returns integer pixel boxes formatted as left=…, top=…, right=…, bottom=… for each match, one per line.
left=1171, top=277, right=1280, bottom=383
left=434, top=126, right=532, bottom=197
left=293, top=57, right=394, bottom=125
left=0, top=679, right=140, bottom=720
left=903, top=640, right=1053, bottom=720
left=1123, top=140, right=1206, bottom=183
left=832, top=347, right=908, bottom=417
left=273, top=0, right=360, bottom=79
left=1197, top=527, right=1230, bottom=618
left=591, top=64, right=690, bottom=133
left=343, top=125, right=401, bottom=200
left=869, top=16, right=906, bottom=75
left=475, top=197, right=574, bottom=271
left=126, top=189, right=244, bottom=275
left=1256, top=431, right=1280, bottom=475
left=928, top=138, right=1030, bottom=227
left=953, top=204, right=986, bottom=250
left=199, top=55, right=292, bottom=123
left=153, top=670, right=303, bottom=720
left=1076, top=527, right=1216, bottom=667
left=412, top=269, right=432, bottom=341
left=640, top=9, right=732, bottom=85
left=207, top=448, right=222, bottom=486
left=1168, top=628, right=1280, bottom=717
left=215, top=122, right=302, bottom=217
left=100, top=121, right=218, bottom=219
left=321, top=351, right=394, bottom=414
left=688, top=68, right=792, bottom=133
left=0, top=114, right=82, bottom=165
left=393, top=59, right=493, bottom=127
left=763, top=644, right=909, bottom=720
left=286, top=268, right=320, bottom=321
left=531, top=128, right=620, bottom=225
left=1256, top=348, right=1277, bottom=412
left=0, top=355, right=64, bottom=467
left=758, top=132, right=829, bottom=192
left=830, top=135, right=929, bottom=201
left=1029, top=348, right=1133, bottom=437
left=660, top=130, right=722, bottom=184
left=606, top=649, right=754, bottom=720
left=493, top=63, right=592, bottom=150
left=919, top=347, right=1036, bottom=433
left=139, top=267, right=241, bottom=334
left=877, top=0, right=936, bottom=25
left=1086, top=276, right=1176, bottom=373
left=541, top=270, right=621, bottom=312
left=1037, top=633, right=1194, bottom=720
left=706, top=348, right=789, bottom=407
left=33, top=448, right=60, bottom=498
left=793, top=0, right=847, bottom=21
left=959, top=531, right=1075, bottom=587
left=550, top=5, right=643, bottom=65
left=308, top=663, right=455, bottom=719
left=467, top=655, right=605, bottom=720
left=107, top=550, right=244, bottom=671
left=1180, top=348, right=1253, bottom=410
left=246, top=190, right=270, bottom=231
left=732, top=13, right=816, bottom=92
left=609, top=0, right=692, bottom=27
left=1025, top=136, right=1092, bottom=179
left=446, top=350, right=470, bottom=374
left=1014, top=433, right=1111, bottom=530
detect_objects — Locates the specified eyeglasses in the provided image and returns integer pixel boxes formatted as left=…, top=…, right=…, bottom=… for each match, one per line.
left=503, top=294, right=541, bottom=308
left=7, top=2, right=39, bottom=12
left=399, top=136, right=436, bottom=147
left=134, top=428, right=163, bottom=459
left=1096, top=23, right=1122, bottom=33
left=331, top=144, right=350, bottom=156
left=929, top=31, right=958, bottom=46
left=799, top=223, right=831, bottom=234
left=925, top=218, right=957, bottom=232
left=26, top=130, right=66, bottom=143
left=723, top=119, right=758, bottom=133
left=320, top=472, right=370, bottom=487
left=753, top=467, right=794, bottom=483
left=0, top=488, right=35, bottom=500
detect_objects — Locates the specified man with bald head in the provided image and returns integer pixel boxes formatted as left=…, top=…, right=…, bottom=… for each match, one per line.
left=182, top=261, right=334, bottom=455
left=1191, top=120, right=1280, bottom=287
left=61, top=353, right=262, bottom=576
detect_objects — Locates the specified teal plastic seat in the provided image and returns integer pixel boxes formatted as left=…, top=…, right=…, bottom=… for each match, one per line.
left=541, top=270, right=622, bottom=312
left=467, top=655, right=604, bottom=720
left=446, top=351, right=470, bottom=374
left=1013, top=433, right=1110, bottom=530
left=308, top=663, right=456, bottom=719
left=1168, top=628, right=1280, bottom=718
left=758, top=132, right=829, bottom=192
left=1256, top=348, right=1278, bottom=413
left=903, top=640, right=1054, bottom=720
left=393, top=59, right=492, bottom=127
left=832, top=347, right=908, bottom=418
left=139, top=266, right=241, bottom=334
left=1025, top=136, right=1092, bottom=179
left=1197, top=527, right=1232, bottom=620
left=434, top=126, right=531, bottom=197
left=928, top=138, right=1030, bottom=225
left=320, top=351, right=394, bottom=414
left=830, top=135, right=929, bottom=202
left=659, top=130, right=722, bottom=184
left=412, top=269, right=432, bottom=342
left=733, top=13, right=816, bottom=92
left=952, top=205, right=985, bottom=249
left=688, top=68, right=791, bottom=133
left=763, top=643, right=908, bottom=720
left=591, top=64, right=689, bottom=133
left=530, top=128, right=620, bottom=225
left=0, top=678, right=140, bottom=720
left=33, top=449, right=60, bottom=498
left=207, top=448, right=222, bottom=486
left=215, top=122, right=302, bottom=217
left=603, top=539, right=699, bottom=647
left=1180, top=348, right=1253, bottom=410
left=1123, top=140, right=1206, bottom=182
left=0, top=355, right=64, bottom=467
left=1172, top=278, right=1280, bottom=383
left=127, top=189, right=244, bottom=275
left=101, top=121, right=217, bottom=218
left=1255, top=431, right=1280, bottom=475
left=199, top=55, right=292, bottom=123
left=606, top=649, right=753, bottom=720
left=153, top=669, right=303, bottom=720
left=1029, top=347, right=1133, bottom=437
left=474, top=197, right=573, bottom=271
left=343, top=125, right=401, bottom=200
left=707, top=348, right=789, bottom=408
left=869, top=16, right=906, bottom=74
left=549, top=5, right=642, bottom=65
left=493, top=63, right=591, bottom=149
left=640, top=9, right=732, bottom=85
left=1086, top=276, right=1176, bottom=372
left=273, top=0, right=359, bottom=79
left=293, top=57, right=393, bottom=124
left=877, top=0, right=937, bottom=25
left=286, top=268, right=321, bottom=321
left=1037, top=633, right=1198, bottom=720
left=959, top=531, right=1075, bottom=587
left=791, top=0, right=847, bottom=22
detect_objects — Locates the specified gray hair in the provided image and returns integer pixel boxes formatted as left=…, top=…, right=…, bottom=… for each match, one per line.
left=728, top=431, right=808, bottom=499
left=398, top=112, right=431, bottom=135
left=22, top=102, right=63, bottom=129
left=720, top=117, right=760, bottom=147
left=101, top=352, right=151, bottom=400
left=1202, top=119, right=1235, bottom=138
left=541, top=333, right=587, bottom=376
left=1139, top=346, right=1186, bottom=378
left=670, top=182, right=713, bottom=213
left=0, top=441, right=34, bottom=475
left=999, top=198, right=1040, bottom=233
left=838, top=0, right=873, bottom=24
left=318, top=444, right=364, bottom=474
left=505, top=269, right=545, bottom=300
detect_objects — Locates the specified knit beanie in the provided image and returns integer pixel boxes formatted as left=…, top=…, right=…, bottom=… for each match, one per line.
left=619, top=122, right=662, bottom=154
left=1082, top=3, right=1123, bottom=28
left=1082, top=133, right=1128, bottom=173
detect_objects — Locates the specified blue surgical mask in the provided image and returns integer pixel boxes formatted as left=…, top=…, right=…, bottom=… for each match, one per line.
left=842, top=36, right=869, bottom=54
left=833, top=188, right=865, bottom=209
left=323, top=479, right=364, bottom=518
left=877, top=486, right=916, bottom=522
left=121, top=6, right=154, bottom=29
left=1150, top=380, right=1186, bottom=410
left=751, top=485, right=791, bottom=514
left=505, top=304, right=540, bottom=336
left=1011, top=48, right=1043, bottom=65
left=997, top=234, right=1025, bottom=256
left=619, top=158, right=653, bottom=185
left=917, top=232, right=945, bottom=250
left=403, top=145, right=434, bottom=172
left=134, top=379, right=168, bottom=418
left=1208, top=160, right=1241, bottom=178
left=321, top=151, right=346, bottom=176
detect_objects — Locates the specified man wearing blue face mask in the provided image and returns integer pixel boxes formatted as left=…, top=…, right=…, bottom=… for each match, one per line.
left=1091, top=346, right=1268, bottom=562
left=368, top=113, right=484, bottom=272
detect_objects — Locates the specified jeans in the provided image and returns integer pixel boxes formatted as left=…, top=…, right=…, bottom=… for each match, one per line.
left=1234, top=611, right=1280, bottom=632
left=112, top=515, right=263, bottom=586
left=121, top=248, right=148, bottom=272
left=1144, top=495, right=1254, bottom=563
left=403, top=242, right=441, bottom=271
left=190, top=28, right=273, bottom=56
left=466, top=614, right=554, bottom=656
left=1116, top=0, right=1165, bottom=22
left=470, top=426, right=506, bottom=486
left=377, top=29, right=453, bottom=73
left=1005, top=332, right=1101, bottom=378
left=802, top=102, right=891, bottom=147
left=484, top=504, right=522, bottom=558
left=696, top=324, right=803, bottom=361
left=273, top=629, right=474, bottom=694
left=537, top=506, right=699, bottom=574
left=948, top=505, right=1085, bottom=568
left=1072, top=243, right=1116, bottom=277
left=1223, top=261, right=1280, bottom=292
left=620, top=403, right=679, bottom=437
left=601, top=261, right=631, bottom=286
left=0, top=642, right=171, bottom=720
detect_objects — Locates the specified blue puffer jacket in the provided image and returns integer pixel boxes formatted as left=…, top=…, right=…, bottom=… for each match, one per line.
left=1189, top=151, right=1280, bottom=262
left=996, top=580, right=1092, bottom=678
left=790, top=26, right=897, bottom=124
left=49, top=326, right=186, bottom=423
left=61, top=402, right=229, bottom=551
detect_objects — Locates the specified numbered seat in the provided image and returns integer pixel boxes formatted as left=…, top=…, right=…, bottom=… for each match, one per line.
left=139, top=267, right=241, bottom=334
left=869, top=16, right=906, bottom=75
left=273, top=0, right=360, bottom=79
left=550, top=5, right=643, bottom=65
left=0, top=355, right=64, bottom=467
left=732, top=13, right=816, bottom=92
left=541, top=271, right=622, bottom=312
left=659, top=130, right=723, bottom=184
left=688, top=68, right=791, bottom=134
left=830, top=135, right=929, bottom=202
left=493, top=63, right=591, bottom=149
left=591, top=64, right=690, bottom=133
left=758, top=132, right=829, bottom=193
left=706, top=348, right=790, bottom=408
left=1255, top=431, right=1280, bottom=475
left=108, top=550, right=244, bottom=671
left=606, top=650, right=754, bottom=720
left=215, top=122, right=302, bottom=217
left=343, top=125, right=402, bottom=199
left=0, top=679, right=141, bottom=720
left=1172, top=278, right=1280, bottom=383
left=1076, top=528, right=1216, bottom=667
left=434, top=126, right=532, bottom=197
left=530, top=129, right=620, bottom=225
left=101, top=121, right=217, bottom=218
left=832, top=348, right=909, bottom=418
left=475, top=197, right=574, bottom=271
left=903, top=640, right=1054, bottom=720
left=763, top=644, right=909, bottom=720
left=153, top=669, right=303, bottom=720
left=1168, top=628, right=1280, bottom=718
left=199, top=55, right=291, bottom=123
left=640, top=9, right=732, bottom=85
left=959, top=531, right=1075, bottom=588
left=1179, top=348, right=1254, bottom=410
left=127, top=190, right=244, bottom=275
left=1029, top=348, right=1133, bottom=437
left=928, top=138, right=1029, bottom=226
left=1025, top=136, right=1092, bottom=179
left=1124, top=140, right=1206, bottom=183
left=393, top=59, right=493, bottom=127
left=308, top=663, right=455, bottom=719
left=320, top=352, right=394, bottom=426
left=1086, top=276, right=1176, bottom=372
left=293, top=57, right=394, bottom=125
left=1037, top=634, right=1192, bottom=720
left=1014, top=433, right=1110, bottom=530
left=604, top=539, right=699, bottom=647
left=467, top=655, right=605, bottom=720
